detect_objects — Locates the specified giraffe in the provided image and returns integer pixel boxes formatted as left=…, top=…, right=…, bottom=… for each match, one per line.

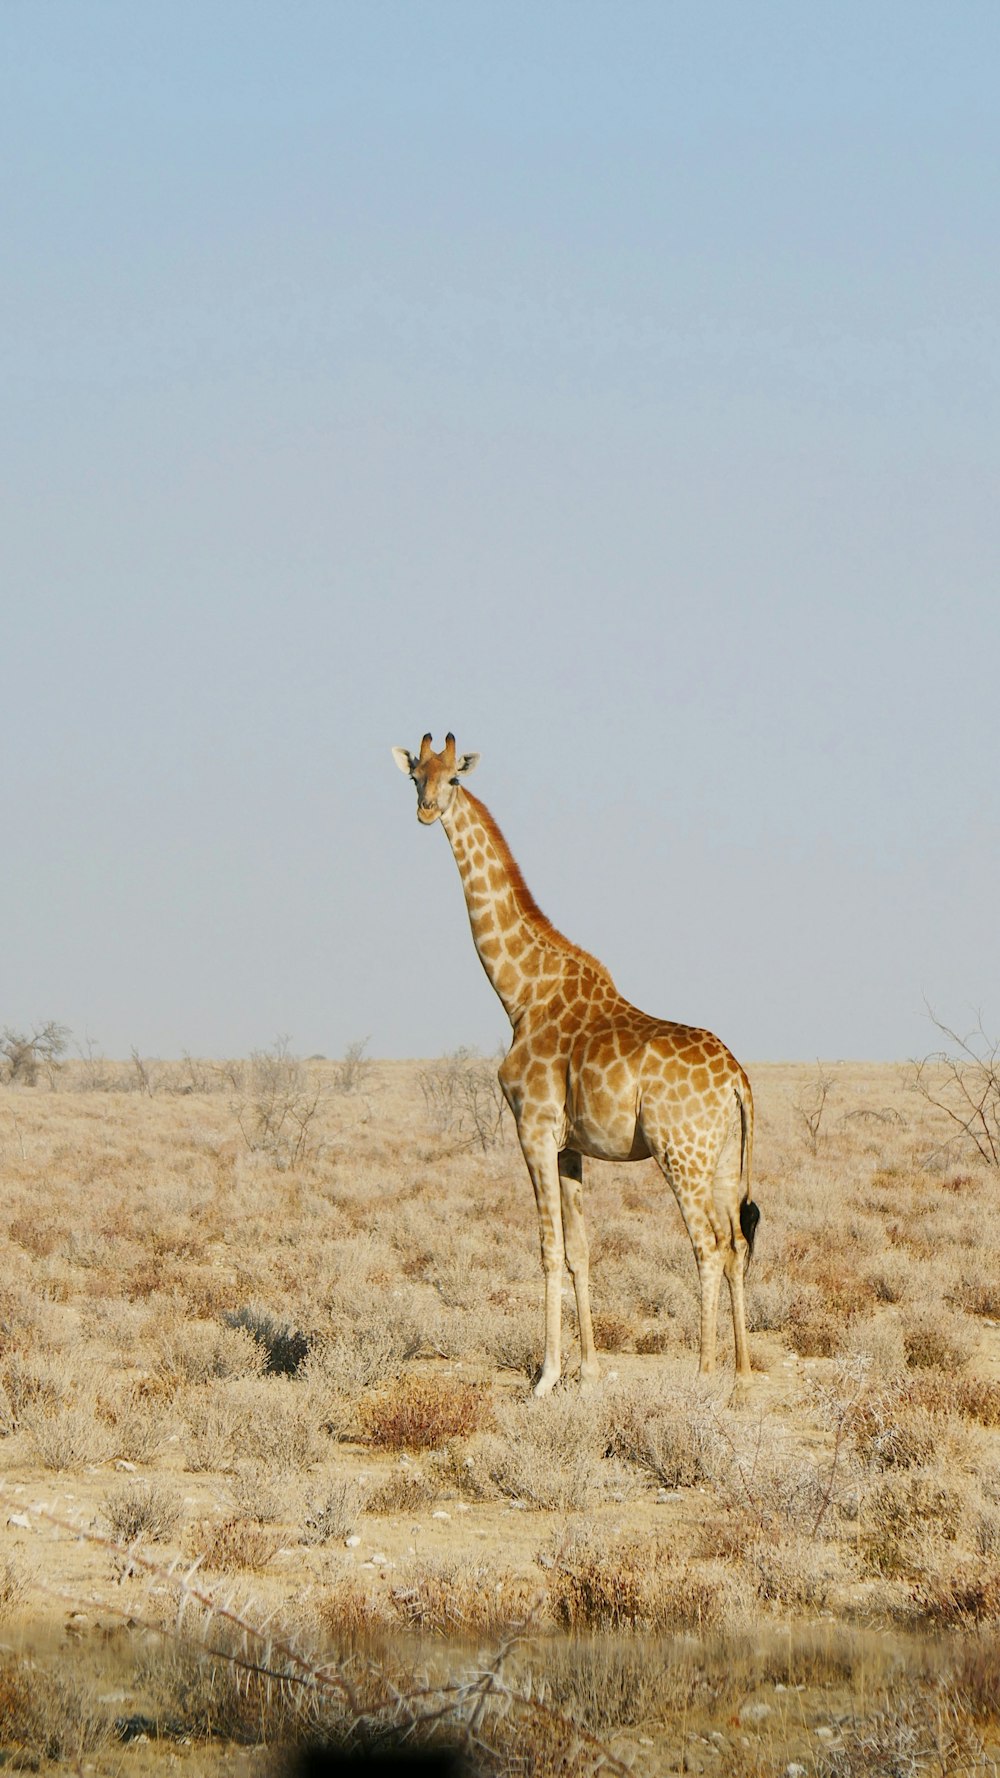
left=392, top=732, right=759, bottom=1395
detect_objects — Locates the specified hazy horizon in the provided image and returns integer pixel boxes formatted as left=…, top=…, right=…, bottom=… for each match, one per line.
left=3, top=3, right=998, bottom=1065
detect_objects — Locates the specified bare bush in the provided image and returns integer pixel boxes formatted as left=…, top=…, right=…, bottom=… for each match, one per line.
left=193, top=1515, right=280, bottom=1574
left=0, top=1020, right=69, bottom=1085
left=332, top=1036, right=372, bottom=1094
left=229, top=1037, right=323, bottom=1167
left=0, top=1557, right=27, bottom=1621
left=418, top=1046, right=508, bottom=1151
left=301, top=1479, right=368, bottom=1545
left=475, top=1395, right=621, bottom=1511
left=548, top=1527, right=747, bottom=1632
left=912, top=1008, right=1000, bottom=1166
left=23, top=1398, right=119, bottom=1470
left=104, top=1478, right=182, bottom=1544
left=0, top=1654, right=112, bottom=1761
left=793, top=1063, right=834, bottom=1153
left=156, top=1319, right=266, bottom=1386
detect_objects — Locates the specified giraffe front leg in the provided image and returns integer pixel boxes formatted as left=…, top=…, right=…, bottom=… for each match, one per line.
left=520, top=1131, right=565, bottom=1397
left=559, top=1149, right=600, bottom=1386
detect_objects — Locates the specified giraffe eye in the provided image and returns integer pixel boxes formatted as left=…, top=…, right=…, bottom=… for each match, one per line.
left=449, top=776, right=461, bottom=786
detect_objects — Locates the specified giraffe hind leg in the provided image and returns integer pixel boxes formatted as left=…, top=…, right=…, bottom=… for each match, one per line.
left=715, top=1139, right=755, bottom=1378
left=650, top=1139, right=728, bottom=1374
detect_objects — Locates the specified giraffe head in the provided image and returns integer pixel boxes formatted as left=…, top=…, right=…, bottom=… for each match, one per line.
left=391, top=732, right=480, bottom=824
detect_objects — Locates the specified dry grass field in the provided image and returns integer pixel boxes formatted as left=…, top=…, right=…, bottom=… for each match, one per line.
left=2, top=1047, right=1000, bottom=1774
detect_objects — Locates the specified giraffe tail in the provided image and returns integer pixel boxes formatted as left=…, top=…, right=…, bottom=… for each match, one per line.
left=735, top=1080, right=760, bottom=1263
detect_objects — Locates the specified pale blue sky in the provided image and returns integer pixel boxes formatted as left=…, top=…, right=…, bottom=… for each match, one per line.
left=2, top=3, right=997, bottom=1061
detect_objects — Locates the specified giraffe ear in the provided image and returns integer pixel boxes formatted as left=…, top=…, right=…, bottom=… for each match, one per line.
left=454, top=752, right=480, bottom=777
left=391, top=747, right=416, bottom=775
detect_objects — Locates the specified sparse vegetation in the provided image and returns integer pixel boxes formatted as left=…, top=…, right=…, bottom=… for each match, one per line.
left=1, top=1019, right=69, bottom=1085
left=418, top=1045, right=509, bottom=1150
left=223, top=1303, right=311, bottom=1374
left=2, top=1055, right=1000, bottom=1772
left=228, top=1036, right=324, bottom=1166
left=332, top=1035, right=373, bottom=1094
left=913, top=1007, right=1000, bottom=1166
left=103, top=1477, right=182, bottom=1543
left=360, top=1375, right=493, bottom=1449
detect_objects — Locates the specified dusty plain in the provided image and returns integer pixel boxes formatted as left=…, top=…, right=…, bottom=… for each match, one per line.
left=1, top=1050, right=1000, bottom=1775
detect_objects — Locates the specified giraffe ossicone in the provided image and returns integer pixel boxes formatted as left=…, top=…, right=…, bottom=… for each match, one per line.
left=392, top=733, right=759, bottom=1395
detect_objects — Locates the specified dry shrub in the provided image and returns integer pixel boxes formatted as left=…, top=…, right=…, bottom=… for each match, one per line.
left=7, top=1216, right=61, bottom=1258
left=0, top=1558, right=27, bottom=1622
left=156, top=1319, right=266, bottom=1385
left=475, top=1396, right=617, bottom=1511
left=301, top=1479, right=368, bottom=1544
left=784, top=1292, right=845, bottom=1358
left=976, top=1507, right=1000, bottom=1558
left=852, top=1394, right=941, bottom=1472
left=2, top=1353, right=66, bottom=1420
left=904, top=1372, right=1000, bottom=1428
left=316, top=1575, right=394, bottom=1650
left=950, top=1629, right=1000, bottom=1723
left=104, top=1478, right=182, bottom=1544
left=901, top=1307, right=974, bottom=1371
left=743, top=1533, right=848, bottom=1611
left=228, top=1464, right=290, bottom=1524
left=183, top=1376, right=327, bottom=1473
left=950, top=1260, right=1000, bottom=1319
left=864, top=1250, right=917, bottom=1305
left=478, top=1305, right=540, bottom=1378
left=800, top=1254, right=875, bottom=1319
left=193, top=1515, right=279, bottom=1573
left=138, top=1634, right=304, bottom=1744
left=390, top=1561, right=542, bottom=1636
left=0, top=1654, right=111, bottom=1761
left=98, top=1383, right=171, bottom=1462
left=590, top=1310, right=632, bottom=1352
left=844, top=1314, right=907, bottom=1378
left=859, top=1472, right=963, bottom=1577
left=23, top=1396, right=118, bottom=1470
left=223, top=1305, right=310, bottom=1375
left=911, top=1563, right=1000, bottom=1627
left=360, top=1376, right=492, bottom=1451
left=533, top=1638, right=700, bottom=1735
left=183, top=1389, right=243, bottom=1471
left=819, top=1691, right=984, bottom=1778
left=0, top=1282, right=43, bottom=1354
left=634, top=1324, right=675, bottom=1354
left=366, top=1465, right=440, bottom=1515
left=549, top=1532, right=744, bottom=1631
left=602, top=1378, right=715, bottom=1489
left=302, top=1313, right=417, bottom=1414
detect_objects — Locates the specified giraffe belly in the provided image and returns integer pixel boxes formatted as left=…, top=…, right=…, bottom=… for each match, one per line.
left=568, top=1120, right=651, bottom=1163
left=562, top=1048, right=650, bottom=1161
left=564, top=1095, right=650, bottom=1162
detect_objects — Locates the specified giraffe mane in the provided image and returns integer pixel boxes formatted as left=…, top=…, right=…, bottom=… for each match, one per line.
left=464, top=790, right=616, bottom=989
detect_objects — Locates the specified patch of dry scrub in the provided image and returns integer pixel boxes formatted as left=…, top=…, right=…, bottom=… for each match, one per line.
left=360, top=1375, right=493, bottom=1450
left=4, top=1058, right=1000, bottom=1768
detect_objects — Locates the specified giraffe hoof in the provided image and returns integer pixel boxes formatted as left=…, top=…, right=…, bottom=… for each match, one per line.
left=579, top=1362, right=601, bottom=1390
left=727, top=1374, right=755, bottom=1407
left=532, top=1370, right=560, bottom=1398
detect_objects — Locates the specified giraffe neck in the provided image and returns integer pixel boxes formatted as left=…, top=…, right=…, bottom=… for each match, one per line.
left=440, top=788, right=612, bottom=1024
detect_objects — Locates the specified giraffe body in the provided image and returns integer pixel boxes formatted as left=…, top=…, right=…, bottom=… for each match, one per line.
left=392, top=734, right=758, bottom=1394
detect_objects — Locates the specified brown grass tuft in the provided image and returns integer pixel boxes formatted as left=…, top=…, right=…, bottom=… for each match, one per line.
left=359, top=1376, right=493, bottom=1450
left=192, top=1514, right=280, bottom=1573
